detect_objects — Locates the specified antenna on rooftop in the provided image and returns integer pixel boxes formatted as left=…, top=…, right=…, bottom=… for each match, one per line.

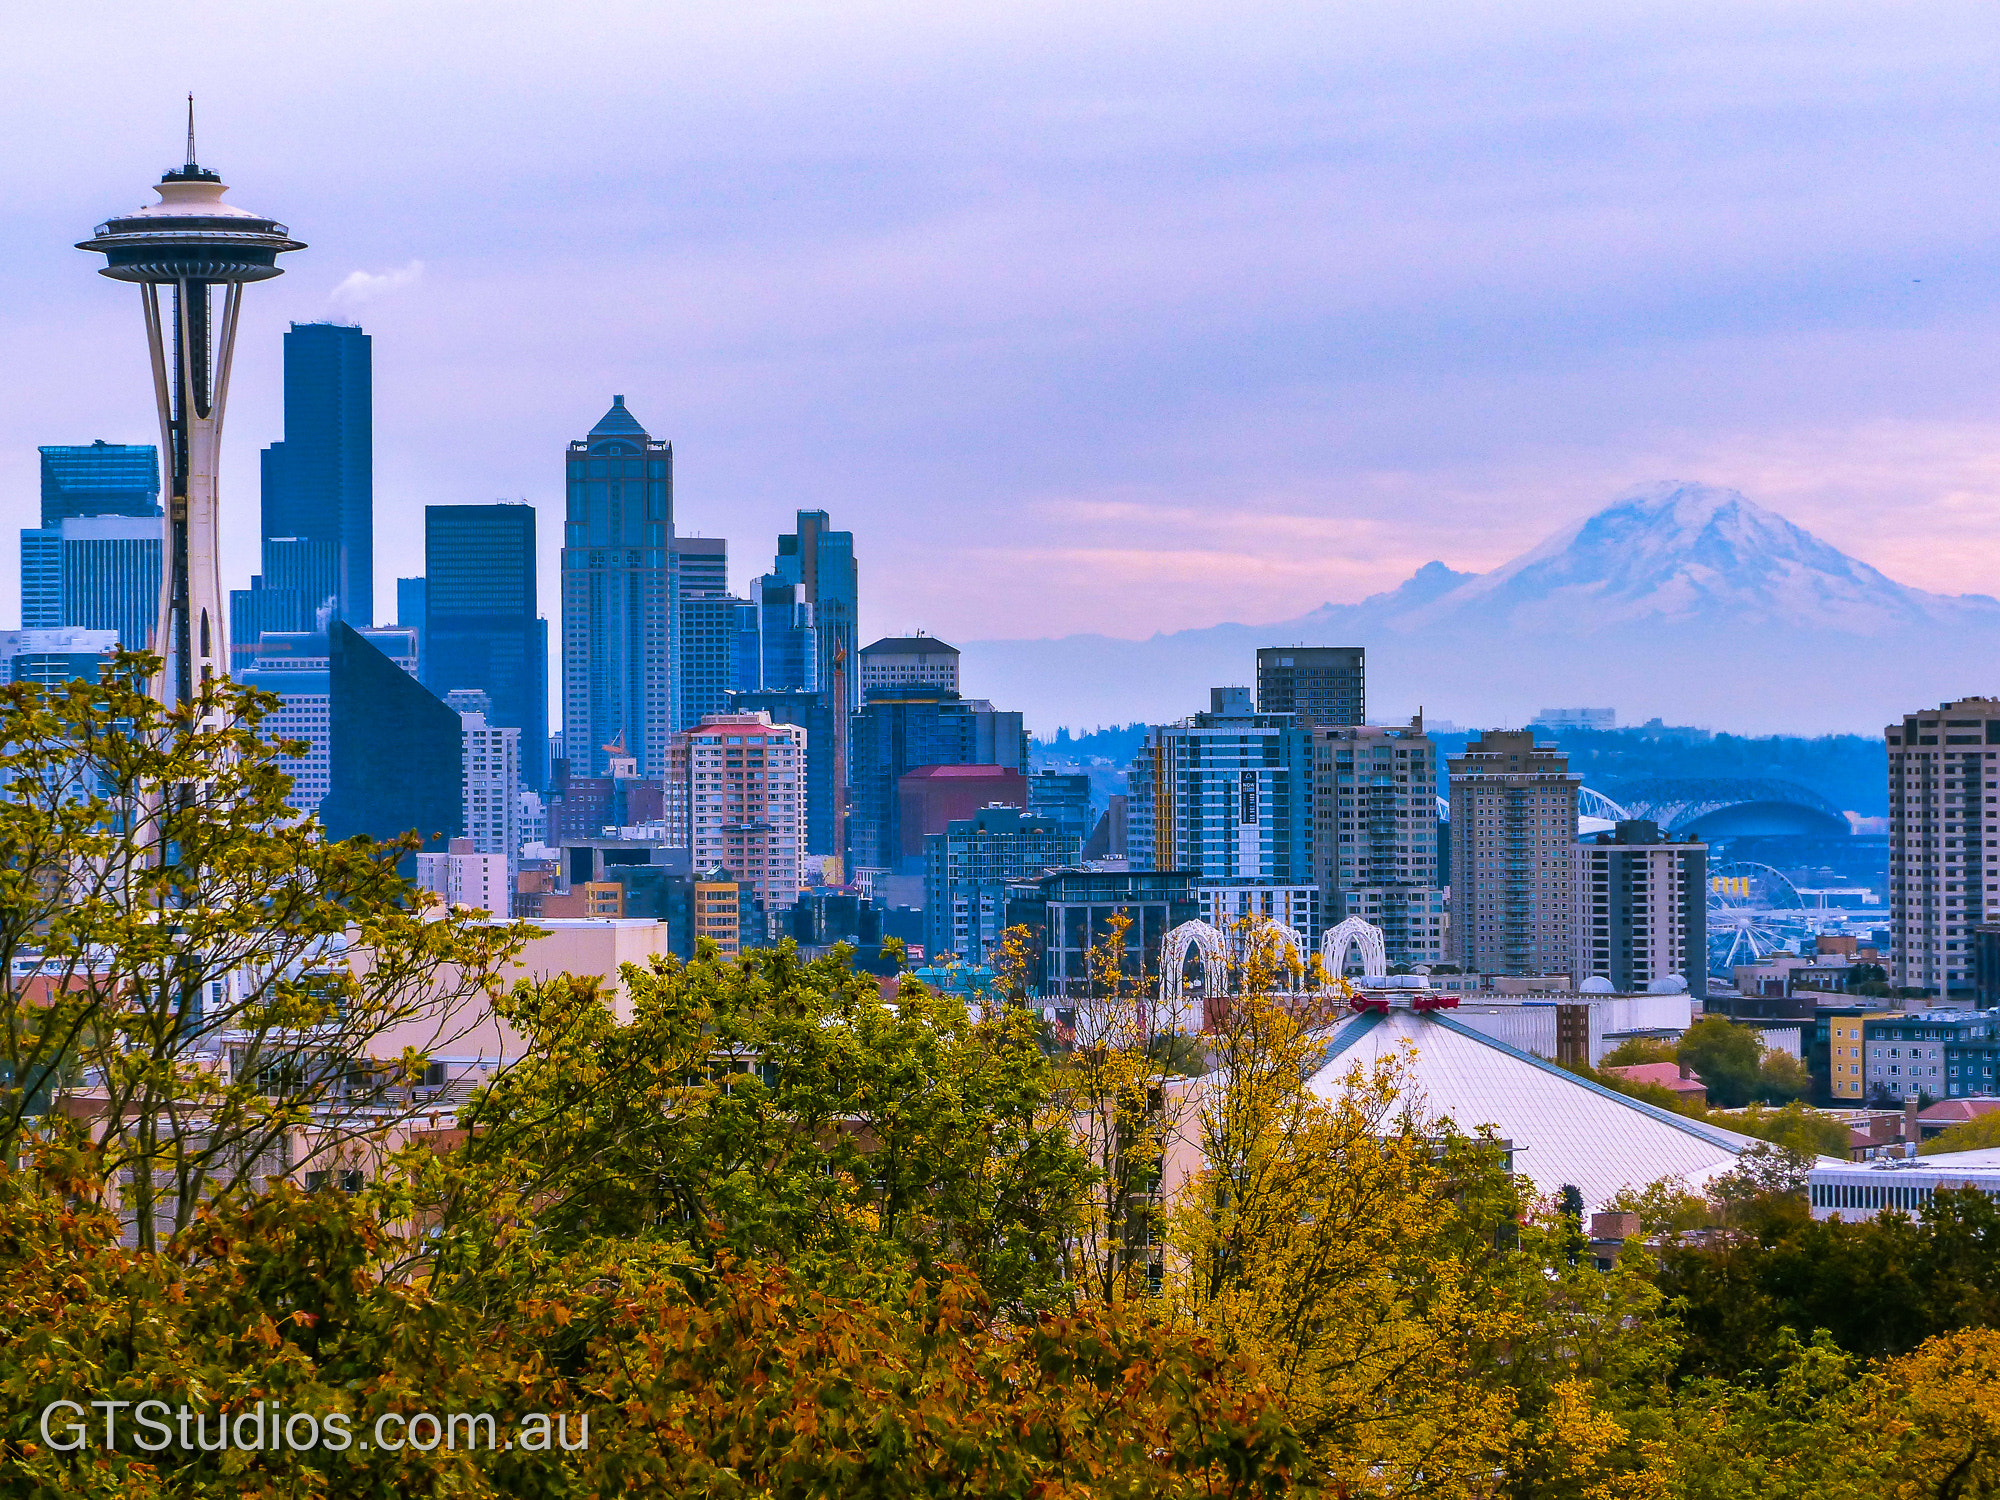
left=185, top=93, right=196, bottom=168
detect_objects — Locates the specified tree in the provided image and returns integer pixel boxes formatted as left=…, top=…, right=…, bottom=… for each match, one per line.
left=1734, top=1102, right=1851, bottom=1158
left=1601, top=1036, right=1678, bottom=1068
left=1678, top=1017, right=1763, bottom=1108
left=421, top=944, right=1092, bottom=1316
left=1167, top=933, right=1675, bottom=1497
left=0, top=661, right=524, bottom=1251
left=1922, top=1111, right=2000, bottom=1156
left=1754, top=1051, right=1812, bottom=1105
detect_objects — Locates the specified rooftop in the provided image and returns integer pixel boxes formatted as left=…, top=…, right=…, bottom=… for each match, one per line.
left=862, top=635, right=959, bottom=655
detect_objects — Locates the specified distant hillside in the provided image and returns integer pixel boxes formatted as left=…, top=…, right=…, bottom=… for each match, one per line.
left=1429, top=727, right=1887, bottom=817
left=965, top=482, right=2000, bottom=737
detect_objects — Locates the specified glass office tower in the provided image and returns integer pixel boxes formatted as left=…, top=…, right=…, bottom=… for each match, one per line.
left=259, top=322, right=373, bottom=624
left=423, top=503, right=549, bottom=790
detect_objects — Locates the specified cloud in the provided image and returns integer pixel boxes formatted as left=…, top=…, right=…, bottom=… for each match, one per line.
left=329, top=260, right=424, bottom=307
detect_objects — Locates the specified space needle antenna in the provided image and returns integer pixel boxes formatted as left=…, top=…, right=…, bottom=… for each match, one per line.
left=77, top=110, right=305, bottom=717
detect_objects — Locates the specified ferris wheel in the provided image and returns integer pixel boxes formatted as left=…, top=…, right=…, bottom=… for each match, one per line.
left=1707, top=861, right=1807, bottom=969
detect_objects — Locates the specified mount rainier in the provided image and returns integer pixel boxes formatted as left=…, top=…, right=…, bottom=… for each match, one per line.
left=962, top=482, right=2000, bottom=736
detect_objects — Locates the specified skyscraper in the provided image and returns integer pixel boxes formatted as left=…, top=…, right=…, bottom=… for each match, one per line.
left=728, top=689, right=837, bottom=857
left=320, top=623, right=462, bottom=854
left=1125, top=688, right=1313, bottom=884
left=773, top=512, right=857, bottom=846
left=1572, top=820, right=1707, bottom=997
left=750, top=575, right=818, bottom=692
left=0, top=628, right=119, bottom=688
left=561, top=396, right=674, bottom=776
left=260, top=322, right=373, bottom=624
left=238, top=626, right=418, bottom=816
left=1887, top=697, right=2000, bottom=998
left=1447, top=730, right=1580, bottom=976
left=460, top=710, right=523, bottom=889
left=1256, top=647, right=1364, bottom=727
left=20, top=516, right=161, bottom=652
left=423, top=503, right=549, bottom=790
left=670, top=537, right=755, bottom=732
left=39, top=441, right=159, bottom=525
left=1310, top=716, right=1445, bottom=968
left=669, top=711, right=809, bottom=916
left=861, top=635, right=958, bottom=695
left=848, top=687, right=1028, bottom=877
left=77, top=134, right=303, bottom=713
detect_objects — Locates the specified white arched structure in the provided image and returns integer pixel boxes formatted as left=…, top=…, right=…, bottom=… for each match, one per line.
left=1159, top=920, right=1228, bottom=1033
left=1320, top=916, right=1388, bottom=979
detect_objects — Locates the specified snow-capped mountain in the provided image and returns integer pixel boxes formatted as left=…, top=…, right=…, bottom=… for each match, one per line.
left=963, top=482, right=2000, bottom=735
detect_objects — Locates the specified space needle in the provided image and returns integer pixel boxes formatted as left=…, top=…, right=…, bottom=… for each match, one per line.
left=77, top=104, right=303, bottom=714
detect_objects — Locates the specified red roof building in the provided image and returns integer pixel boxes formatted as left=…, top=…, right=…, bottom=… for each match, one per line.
left=1603, top=1061, right=1708, bottom=1106
left=897, top=765, right=1027, bottom=863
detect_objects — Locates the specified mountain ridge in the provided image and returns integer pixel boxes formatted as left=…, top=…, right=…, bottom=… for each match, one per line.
left=961, top=482, right=2000, bottom=735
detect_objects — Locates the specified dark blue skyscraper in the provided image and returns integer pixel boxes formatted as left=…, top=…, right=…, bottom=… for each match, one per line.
left=39, top=441, right=160, bottom=525
left=260, top=323, right=373, bottom=625
left=319, top=622, right=462, bottom=857
left=423, top=503, right=549, bottom=790
left=772, top=511, right=856, bottom=853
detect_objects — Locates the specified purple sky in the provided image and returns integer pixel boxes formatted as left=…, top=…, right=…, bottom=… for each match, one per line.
left=5, top=2, right=2000, bottom=651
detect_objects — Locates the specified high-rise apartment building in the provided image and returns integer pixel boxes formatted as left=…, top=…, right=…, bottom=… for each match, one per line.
left=19, top=516, right=161, bottom=652
left=923, top=806, right=1081, bottom=963
left=38, top=441, right=160, bottom=524
left=1887, top=697, right=2000, bottom=998
left=848, top=687, right=1028, bottom=875
left=1310, top=716, right=1444, bottom=967
left=260, top=323, right=373, bottom=624
left=1125, top=688, right=1312, bottom=884
left=1571, top=820, right=1707, bottom=996
left=423, top=503, right=548, bottom=790
left=860, top=635, right=958, bottom=695
left=561, top=396, right=674, bottom=777
left=1447, top=730, right=1580, bottom=976
left=460, top=710, right=523, bottom=888
left=669, top=711, right=808, bottom=916
left=1255, top=646, right=1364, bottom=726
left=319, top=623, right=462, bottom=854
left=729, top=688, right=837, bottom=857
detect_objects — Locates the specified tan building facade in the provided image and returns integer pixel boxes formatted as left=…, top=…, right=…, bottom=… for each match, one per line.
left=1448, top=731, right=1579, bottom=975
left=669, top=711, right=809, bottom=915
left=1888, top=697, right=2000, bottom=997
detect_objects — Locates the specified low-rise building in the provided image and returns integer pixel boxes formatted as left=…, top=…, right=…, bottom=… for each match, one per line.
left=1864, top=1009, right=2000, bottom=1102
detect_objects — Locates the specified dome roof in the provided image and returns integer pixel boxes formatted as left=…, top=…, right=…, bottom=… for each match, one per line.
left=1578, top=976, right=1617, bottom=993
left=1646, top=974, right=1689, bottom=994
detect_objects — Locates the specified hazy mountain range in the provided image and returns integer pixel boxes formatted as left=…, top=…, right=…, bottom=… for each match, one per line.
left=962, top=482, right=2000, bottom=736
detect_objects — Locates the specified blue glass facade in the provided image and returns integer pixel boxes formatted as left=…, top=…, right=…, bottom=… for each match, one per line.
left=259, top=323, right=373, bottom=624
left=319, top=622, right=462, bottom=857
left=848, top=687, right=1028, bottom=873
left=560, top=396, right=674, bottom=776
left=423, top=503, right=549, bottom=790
left=38, top=441, right=160, bottom=526
left=19, top=516, right=162, bottom=654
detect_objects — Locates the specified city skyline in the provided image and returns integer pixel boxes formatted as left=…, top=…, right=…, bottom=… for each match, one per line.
left=5, top=4, right=2000, bottom=716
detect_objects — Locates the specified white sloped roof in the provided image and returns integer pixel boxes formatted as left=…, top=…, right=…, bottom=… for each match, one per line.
left=1306, top=1006, right=1762, bottom=1211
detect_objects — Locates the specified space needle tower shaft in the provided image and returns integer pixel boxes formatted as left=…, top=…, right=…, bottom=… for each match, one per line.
left=77, top=101, right=303, bottom=714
